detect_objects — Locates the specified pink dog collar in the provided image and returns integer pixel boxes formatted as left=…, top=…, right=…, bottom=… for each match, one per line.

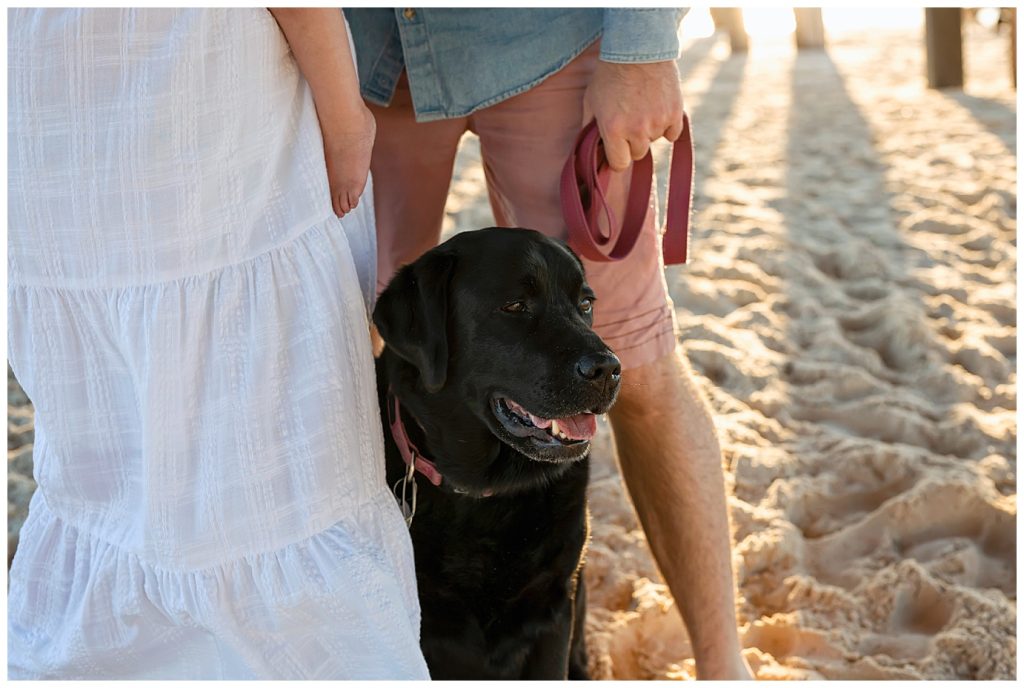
left=387, top=390, right=496, bottom=498
left=388, top=391, right=444, bottom=487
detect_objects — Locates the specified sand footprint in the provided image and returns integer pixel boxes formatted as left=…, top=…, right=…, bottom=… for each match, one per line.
left=788, top=393, right=992, bottom=458
left=855, top=559, right=1015, bottom=679
left=837, top=295, right=941, bottom=373
left=853, top=560, right=955, bottom=664
left=767, top=442, right=922, bottom=539
left=951, top=335, right=1012, bottom=383
left=809, top=242, right=890, bottom=283
left=805, top=477, right=1015, bottom=594
left=782, top=358, right=889, bottom=403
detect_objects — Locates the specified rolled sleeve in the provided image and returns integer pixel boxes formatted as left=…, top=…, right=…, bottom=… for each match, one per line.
left=600, top=8, right=688, bottom=63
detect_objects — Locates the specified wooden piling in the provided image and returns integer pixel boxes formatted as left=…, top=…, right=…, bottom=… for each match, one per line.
left=1009, top=7, right=1017, bottom=88
left=925, top=8, right=964, bottom=89
left=794, top=8, right=826, bottom=50
left=710, top=8, right=749, bottom=54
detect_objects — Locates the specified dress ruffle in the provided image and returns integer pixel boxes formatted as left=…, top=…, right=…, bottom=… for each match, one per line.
left=8, top=212, right=385, bottom=572
left=9, top=485, right=424, bottom=679
left=8, top=209, right=424, bottom=678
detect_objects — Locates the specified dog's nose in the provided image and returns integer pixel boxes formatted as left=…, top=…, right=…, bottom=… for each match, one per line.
left=576, top=351, right=621, bottom=383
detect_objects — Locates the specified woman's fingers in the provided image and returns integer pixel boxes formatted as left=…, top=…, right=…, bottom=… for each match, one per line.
left=332, top=174, right=369, bottom=218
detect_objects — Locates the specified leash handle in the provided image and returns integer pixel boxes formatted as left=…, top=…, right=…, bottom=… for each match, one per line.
left=560, top=112, right=694, bottom=265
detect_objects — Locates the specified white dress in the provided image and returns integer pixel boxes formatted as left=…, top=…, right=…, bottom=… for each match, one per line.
left=7, top=8, right=428, bottom=680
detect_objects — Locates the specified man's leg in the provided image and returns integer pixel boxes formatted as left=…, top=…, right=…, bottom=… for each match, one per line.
left=367, top=72, right=468, bottom=296
left=608, top=351, right=750, bottom=679
left=468, top=44, right=677, bottom=365
left=469, top=44, right=749, bottom=679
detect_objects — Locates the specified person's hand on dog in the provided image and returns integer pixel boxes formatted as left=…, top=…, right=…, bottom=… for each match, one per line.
left=582, top=59, right=684, bottom=172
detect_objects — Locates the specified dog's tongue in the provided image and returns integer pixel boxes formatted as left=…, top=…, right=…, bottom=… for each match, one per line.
left=555, top=412, right=598, bottom=441
left=517, top=403, right=598, bottom=441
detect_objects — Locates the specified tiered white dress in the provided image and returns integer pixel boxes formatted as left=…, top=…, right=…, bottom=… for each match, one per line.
left=7, top=8, right=428, bottom=680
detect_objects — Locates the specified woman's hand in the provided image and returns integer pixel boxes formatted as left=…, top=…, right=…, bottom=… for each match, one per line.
left=323, top=104, right=376, bottom=217
left=269, top=9, right=372, bottom=217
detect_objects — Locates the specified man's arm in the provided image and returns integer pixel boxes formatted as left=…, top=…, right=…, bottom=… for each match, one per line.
left=587, top=8, right=754, bottom=680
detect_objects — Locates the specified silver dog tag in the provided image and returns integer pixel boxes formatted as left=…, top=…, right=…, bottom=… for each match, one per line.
left=392, top=460, right=418, bottom=528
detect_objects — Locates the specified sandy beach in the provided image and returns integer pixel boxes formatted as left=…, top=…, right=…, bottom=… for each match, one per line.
left=444, top=18, right=1016, bottom=680
left=9, top=17, right=1016, bottom=681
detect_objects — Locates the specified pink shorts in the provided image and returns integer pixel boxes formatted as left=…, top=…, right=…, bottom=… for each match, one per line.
left=370, top=42, right=677, bottom=370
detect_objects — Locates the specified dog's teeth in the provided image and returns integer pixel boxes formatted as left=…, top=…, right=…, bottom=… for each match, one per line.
left=550, top=420, right=560, bottom=436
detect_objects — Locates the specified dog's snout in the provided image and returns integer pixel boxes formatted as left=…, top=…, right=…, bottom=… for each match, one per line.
left=576, top=351, right=621, bottom=383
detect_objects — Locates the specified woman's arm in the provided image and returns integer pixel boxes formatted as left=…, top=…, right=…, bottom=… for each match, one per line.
left=269, top=8, right=375, bottom=217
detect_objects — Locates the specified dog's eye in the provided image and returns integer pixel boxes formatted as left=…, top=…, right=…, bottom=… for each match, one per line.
left=501, top=301, right=527, bottom=314
left=579, top=297, right=594, bottom=314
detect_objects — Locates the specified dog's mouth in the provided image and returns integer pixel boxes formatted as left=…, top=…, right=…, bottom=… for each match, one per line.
left=492, top=396, right=597, bottom=448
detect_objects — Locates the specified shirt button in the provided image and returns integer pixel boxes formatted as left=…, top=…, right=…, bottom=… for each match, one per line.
left=403, top=8, right=416, bottom=20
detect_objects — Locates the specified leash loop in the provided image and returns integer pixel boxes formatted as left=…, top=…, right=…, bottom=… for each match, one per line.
left=560, top=112, right=694, bottom=265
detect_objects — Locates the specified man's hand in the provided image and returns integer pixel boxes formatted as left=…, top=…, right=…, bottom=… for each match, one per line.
left=582, top=60, right=684, bottom=172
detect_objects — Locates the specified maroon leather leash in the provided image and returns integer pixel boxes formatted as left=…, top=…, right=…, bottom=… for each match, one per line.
left=560, top=112, right=694, bottom=265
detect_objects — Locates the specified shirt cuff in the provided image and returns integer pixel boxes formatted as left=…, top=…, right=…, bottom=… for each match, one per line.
left=600, top=8, right=689, bottom=63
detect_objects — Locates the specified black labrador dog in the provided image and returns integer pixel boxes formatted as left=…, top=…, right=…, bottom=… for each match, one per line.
left=373, top=227, right=621, bottom=679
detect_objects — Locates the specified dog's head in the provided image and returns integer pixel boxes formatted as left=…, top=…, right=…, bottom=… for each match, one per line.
left=374, top=228, right=620, bottom=492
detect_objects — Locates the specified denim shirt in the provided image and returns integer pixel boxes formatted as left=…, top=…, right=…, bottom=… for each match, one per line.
left=345, top=8, right=688, bottom=122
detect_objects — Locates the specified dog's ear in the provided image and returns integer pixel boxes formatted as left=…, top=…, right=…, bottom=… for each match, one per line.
left=373, top=251, right=455, bottom=393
